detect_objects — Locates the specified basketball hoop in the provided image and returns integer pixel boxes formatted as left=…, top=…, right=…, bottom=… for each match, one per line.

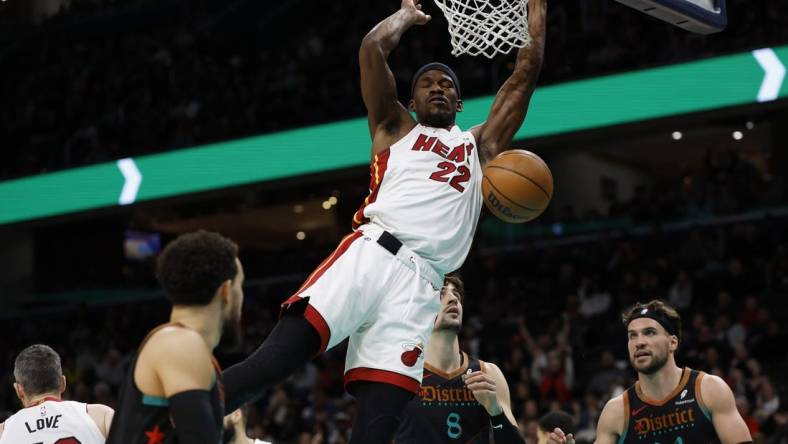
left=433, top=0, right=530, bottom=59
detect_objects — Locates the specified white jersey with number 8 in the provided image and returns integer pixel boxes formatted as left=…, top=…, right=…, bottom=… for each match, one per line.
left=352, top=124, right=483, bottom=275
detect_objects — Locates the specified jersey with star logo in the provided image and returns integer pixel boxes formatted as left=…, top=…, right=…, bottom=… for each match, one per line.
left=105, top=324, right=225, bottom=444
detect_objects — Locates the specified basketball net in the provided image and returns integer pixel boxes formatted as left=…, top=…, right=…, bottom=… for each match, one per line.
left=433, top=0, right=530, bottom=59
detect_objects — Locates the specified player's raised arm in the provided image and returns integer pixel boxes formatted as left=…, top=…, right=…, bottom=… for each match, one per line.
left=471, top=0, right=546, bottom=164
left=359, top=0, right=424, bottom=145
left=700, top=374, right=753, bottom=444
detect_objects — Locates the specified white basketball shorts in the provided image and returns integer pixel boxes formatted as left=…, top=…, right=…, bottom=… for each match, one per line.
left=281, top=224, right=444, bottom=394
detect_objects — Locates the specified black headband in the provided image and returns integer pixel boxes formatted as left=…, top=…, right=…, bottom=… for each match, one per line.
left=629, top=308, right=678, bottom=337
left=411, top=62, right=462, bottom=99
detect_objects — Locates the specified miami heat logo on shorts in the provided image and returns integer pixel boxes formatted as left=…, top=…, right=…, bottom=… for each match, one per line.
left=400, top=342, right=424, bottom=367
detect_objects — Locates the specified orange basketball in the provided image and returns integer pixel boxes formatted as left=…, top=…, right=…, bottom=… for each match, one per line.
left=482, top=150, right=553, bottom=223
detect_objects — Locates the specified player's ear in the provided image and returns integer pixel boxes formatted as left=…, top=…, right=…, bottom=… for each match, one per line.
left=59, top=375, right=66, bottom=394
left=408, top=99, right=416, bottom=112
left=669, top=335, right=679, bottom=352
left=13, top=382, right=25, bottom=402
left=218, top=280, right=232, bottom=304
left=456, top=99, right=463, bottom=112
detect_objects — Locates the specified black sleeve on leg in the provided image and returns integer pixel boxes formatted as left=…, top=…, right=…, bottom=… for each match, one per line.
left=223, top=316, right=320, bottom=411
left=168, top=390, right=220, bottom=444
left=490, top=413, right=525, bottom=444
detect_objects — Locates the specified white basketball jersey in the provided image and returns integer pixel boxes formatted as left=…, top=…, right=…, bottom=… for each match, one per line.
left=0, top=400, right=105, bottom=444
left=353, top=124, right=483, bottom=275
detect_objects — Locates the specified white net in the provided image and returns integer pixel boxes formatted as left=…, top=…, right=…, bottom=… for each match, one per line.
left=433, top=0, right=530, bottom=59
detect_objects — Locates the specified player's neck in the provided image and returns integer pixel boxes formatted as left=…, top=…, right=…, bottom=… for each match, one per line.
left=426, top=330, right=461, bottom=371
left=170, top=304, right=222, bottom=350
left=24, top=392, right=61, bottom=408
left=638, top=362, right=683, bottom=401
left=231, top=428, right=254, bottom=444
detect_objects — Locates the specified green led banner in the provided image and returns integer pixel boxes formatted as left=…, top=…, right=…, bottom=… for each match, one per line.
left=1, top=46, right=787, bottom=225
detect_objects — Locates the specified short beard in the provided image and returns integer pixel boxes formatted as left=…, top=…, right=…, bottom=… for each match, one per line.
left=420, top=110, right=455, bottom=129
left=632, top=352, right=668, bottom=375
left=435, top=319, right=462, bottom=333
left=218, top=314, right=243, bottom=353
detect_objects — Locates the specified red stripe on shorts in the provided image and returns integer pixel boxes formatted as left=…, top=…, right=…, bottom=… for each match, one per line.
left=293, top=230, right=363, bottom=295
left=344, top=367, right=421, bottom=394
left=281, top=230, right=364, bottom=353
left=352, top=148, right=391, bottom=230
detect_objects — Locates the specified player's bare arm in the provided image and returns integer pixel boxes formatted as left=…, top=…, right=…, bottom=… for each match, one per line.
left=466, top=362, right=525, bottom=443
left=593, top=395, right=626, bottom=444
left=700, top=373, right=753, bottom=443
left=134, top=327, right=220, bottom=443
left=465, top=363, right=517, bottom=426
left=360, top=0, right=425, bottom=153
left=87, top=403, right=115, bottom=438
left=546, top=396, right=626, bottom=444
left=137, top=327, right=215, bottom=397
left=470, top=0, right=546, bottom=165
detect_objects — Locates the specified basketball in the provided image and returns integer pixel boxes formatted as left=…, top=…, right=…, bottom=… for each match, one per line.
left=482, top=150, right=553, bottom=223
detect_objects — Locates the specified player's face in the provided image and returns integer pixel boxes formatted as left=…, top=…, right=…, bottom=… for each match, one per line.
left=627, top=318, right=676, bottom=375
left=409, top=70, right=462, bottom=129
left=434, top=282, right=463, bottom=332
left=220, top=258, right=245, bottom=351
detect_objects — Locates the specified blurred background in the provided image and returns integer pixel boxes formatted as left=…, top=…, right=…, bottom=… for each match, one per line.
left=1, top=0, right=788, bottom=442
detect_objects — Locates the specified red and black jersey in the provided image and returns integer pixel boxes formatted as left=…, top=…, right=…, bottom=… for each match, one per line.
left=105, top=323, right=224, bottom=444
left=621, top=367, right=718, bottom=444
left=395, top=351, right=491, bottom=443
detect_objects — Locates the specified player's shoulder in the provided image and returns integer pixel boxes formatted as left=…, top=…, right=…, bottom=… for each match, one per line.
left=87, top=403, right=114, bottom=438
left=698, top=371, right=734, bottom=409
left=144, top=324, right=211, bottom=359
left=600, top=392, right=627, bottom=428
left=87, top=403, right=114, bottom=416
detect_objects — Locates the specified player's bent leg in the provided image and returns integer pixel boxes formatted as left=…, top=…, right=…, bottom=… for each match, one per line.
left=348, top=381, right=415, bottom=444
left=223, top=314, right=319, bottom=411
left=224, top=231, right=386, bottom=411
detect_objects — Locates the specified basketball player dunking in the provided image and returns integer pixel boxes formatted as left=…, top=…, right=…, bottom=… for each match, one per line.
left=395, top=274, right=523, bottom=443
left=107, top=231, right=245, bottom=444
left=222, top=1, right=546, bottom=442
left=0, top=344, right=114, bottom=444
left=548, top=300, right=752, bottom=444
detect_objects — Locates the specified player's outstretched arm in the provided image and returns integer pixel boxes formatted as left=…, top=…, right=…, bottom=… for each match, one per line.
left=465, top=363, right=524, bottom=443
left=471, top=0, right=546, bottom=165
left=701, top=374, right=753, bottom=444
left=359, top=0, right=424, bottom=146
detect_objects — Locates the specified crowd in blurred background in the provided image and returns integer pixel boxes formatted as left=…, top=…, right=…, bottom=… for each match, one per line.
left=2, top=0, right=788, bottom=443
left=2, top=212, right=787, bottom=443
left=2, top=0, right=788, bottom=179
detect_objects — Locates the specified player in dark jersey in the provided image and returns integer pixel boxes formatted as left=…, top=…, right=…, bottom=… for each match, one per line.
left=107, top=230, right=245, bottom=444
left=395, top=274, right=524, bottom=444
left=548, top=300, right=752, bottom=444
